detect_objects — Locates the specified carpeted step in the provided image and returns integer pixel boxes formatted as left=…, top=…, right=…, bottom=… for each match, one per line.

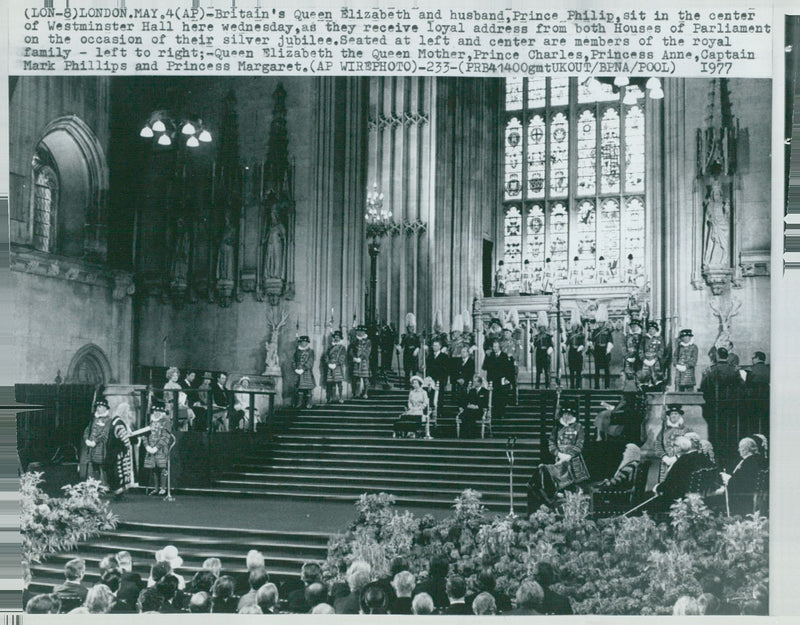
left=170, top=486, right=527, bottom=511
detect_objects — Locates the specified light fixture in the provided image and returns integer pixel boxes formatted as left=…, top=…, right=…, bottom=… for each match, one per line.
left=152, top=119, right=166, bottom=133
left=199, top=129, right=212, bottom=143
left=649, top=86, right=664, bottom=100
left=646, top=77, right=661, bottom=91
left=613, top=75, right=629, bottom=87
left=139, top=126, right=154, bottom=138
left=181, top=121, right=196, bottom=135
left=623, top=87, right=639, bottom=106
left=186, top=135, right=200, bottom=148
left=157, top=133, right=172, bottom=146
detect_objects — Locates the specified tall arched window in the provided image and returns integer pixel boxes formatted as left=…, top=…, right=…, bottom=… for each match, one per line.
left=31, top=148, right=60, bottom=253
left=502, top=77, right=647, bottom=293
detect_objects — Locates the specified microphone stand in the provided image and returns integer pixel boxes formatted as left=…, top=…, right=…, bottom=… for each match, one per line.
left=506, top=436, right=517, bottom=516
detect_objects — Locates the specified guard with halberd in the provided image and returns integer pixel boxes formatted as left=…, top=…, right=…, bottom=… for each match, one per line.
left=526, top=400, right=588, bottom=513
left=398, top=313, right=421, bottom=389
left=623, top=318, right=644, bottom=378
left=533, top=311, right=554, bottom=389
left=589, top=304, right=614, bottom=389
left=350, top=325, right=372, bottom=398
left=639, top=321, right=666, bottom=390
left=324, top=330, right=347, bottom=404
left=674, top=328, right=698, bottom=391
left=483, top=316, right=504, bottom=352
left=566, top=319, right=586, bottom=389
left=293, top=335, right=316, bottom=409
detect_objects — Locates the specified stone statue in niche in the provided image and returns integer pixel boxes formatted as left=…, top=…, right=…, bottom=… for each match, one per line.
left=264, top=201, right=287, bottom=281
left=216, top=213, right=236, bottom=283
left=170, top=218, right=190, bottom=288
left=702, top=178, right=731, bottom=269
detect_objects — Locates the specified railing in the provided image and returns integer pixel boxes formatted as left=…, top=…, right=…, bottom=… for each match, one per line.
left=149, top=387, right=277, bottom=438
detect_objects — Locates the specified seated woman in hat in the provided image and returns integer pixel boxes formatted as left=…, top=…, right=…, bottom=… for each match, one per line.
left=527, top=403, right=588, bottom=513
left=164, top=367, right=195, bottom=432
left=143, top=402, right=173, bottom=496
left=654, top=404, right=691, bottom=481
left=393, top=375, right=429, bottom=438
left=233, top=376, right=260, bottom=430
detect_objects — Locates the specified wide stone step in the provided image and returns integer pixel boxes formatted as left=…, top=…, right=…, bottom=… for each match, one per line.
left=230, top=465, right=533, bottom=480
left=235, top=457, right=536, bottom=473
left=168, top=486, right=525, bottom=511
left=213, top=478, right=526, bottom=500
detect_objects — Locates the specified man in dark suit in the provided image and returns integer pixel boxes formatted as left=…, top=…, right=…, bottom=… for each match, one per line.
left=452, top=346, right=475, bottom=406
left=700, top=347, right=742, bottom=448
left=389, top=571, right=415, bottom=615
left=717, top=437, right=765, bottom=515
left=505, top=580, right=544, bottom=615
left=482, top=340, right=514, bottom=421
left=464, top=570, right=512, bottom=613
left=535, top=562, right=573, bottom=615
left=412, top=555, right=449, bottom=610
left=427, top=339, right=450, bottom=410
left=211, top=371, right=231, bottom=431
left=334, top=561, right=371, bottom=614
left=52, top=558, right=90, bottom=607
left=442, top=576, right=471, bottom=615
left=286, top=562, right=324, bottom=613
left=653, top=436, right=711, bottom=507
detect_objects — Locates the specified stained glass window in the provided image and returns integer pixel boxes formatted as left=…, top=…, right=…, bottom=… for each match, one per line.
left=504, top=117, right=522, bottom=200
left=625, top=105, right=645, bottom=192
left=506, top=77, right=523, bottom=111
left=527, top=115, right=546, bottom=199
left=527, top=77, right=546, bottom=108
left=502, top=78, right=649, bottom=290
left=503, top=205, right=523, bottom=292
left=577, top=110, right=596, bottom=196
left=600, top=108, right=621, bottom=194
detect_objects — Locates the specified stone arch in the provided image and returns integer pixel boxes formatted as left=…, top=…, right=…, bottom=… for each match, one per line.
left=66, top=343, right=112, bottom=386
left=32, top=115, right=109, bottom=258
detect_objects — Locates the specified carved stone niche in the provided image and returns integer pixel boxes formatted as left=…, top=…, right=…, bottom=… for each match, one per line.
left=740, top=249, right=770, bottom=277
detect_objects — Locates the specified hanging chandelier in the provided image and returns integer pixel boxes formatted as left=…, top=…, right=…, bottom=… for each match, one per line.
left=584, top=76, right=664, bottom=103
left=139, top=110, right=213, bottom=148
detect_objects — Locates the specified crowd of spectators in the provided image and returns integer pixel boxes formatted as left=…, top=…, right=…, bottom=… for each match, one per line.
left=24, top=545, right=768, bottom=616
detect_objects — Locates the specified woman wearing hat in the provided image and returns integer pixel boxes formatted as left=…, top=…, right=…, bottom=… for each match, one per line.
left=654, top=404, right=691, bottom=481
left=393, top=375, right=429, bottom=438
left=325, top=331, right=347, bottom=404
left=674, top=329, right=698, bottom=391
left=293, top=335, right=316, bottom=409
left=164, top=367, right=195, bottom=431
left=143, top=402, right=172, bottom=496
left=233, top=376, right=259, bottom=430
left=527, top=402, right=588, bottom=513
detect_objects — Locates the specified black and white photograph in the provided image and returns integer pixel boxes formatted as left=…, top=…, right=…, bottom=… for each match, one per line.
left=10, top=74, right=772, bottom=616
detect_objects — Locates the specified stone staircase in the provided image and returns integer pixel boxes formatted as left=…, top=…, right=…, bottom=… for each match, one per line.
left=28, top=521, right=329, bottom=598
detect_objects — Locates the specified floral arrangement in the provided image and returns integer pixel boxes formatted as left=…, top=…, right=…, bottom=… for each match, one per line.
left=325, top=489, right=768, bottom=615
left=21, top=472, right=118, bottom=565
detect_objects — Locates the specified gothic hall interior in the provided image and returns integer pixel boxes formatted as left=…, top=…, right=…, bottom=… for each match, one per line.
left=10, top=76, right=770, bottom=393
